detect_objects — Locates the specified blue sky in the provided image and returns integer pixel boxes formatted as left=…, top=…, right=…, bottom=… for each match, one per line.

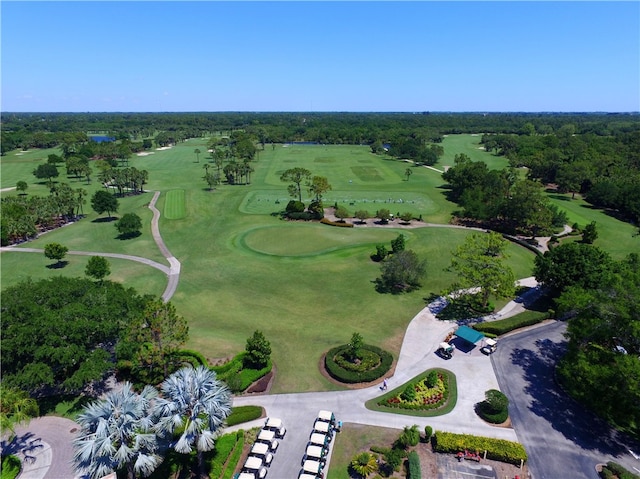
left=2, top=1, right=638, bottom=112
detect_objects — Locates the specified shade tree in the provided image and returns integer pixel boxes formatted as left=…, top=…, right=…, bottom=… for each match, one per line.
left=280, top=167, right=312, bottom=202
left=91, top=190, right=119, bottom=219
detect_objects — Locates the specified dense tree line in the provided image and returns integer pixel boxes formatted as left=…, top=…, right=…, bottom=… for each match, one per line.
left=534, top=247, right=640, bottom=435
left=441, top=154, right=567, bottom=236
left=482, top=128, right=640, bottom=224
left=1, top=277, right=188, bottom=393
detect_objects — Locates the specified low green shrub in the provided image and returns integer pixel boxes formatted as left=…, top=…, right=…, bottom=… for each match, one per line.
left=433, top=431, right=527, bottom=465
left=320, top=217, right=354, bottom=228
left=325, top=344, right=393, bottom=383
left=226, top=405, right=263, bottom=427
left=211, top=352, right=272, bottom=393
left=207, top=433, right=238, bottom=479
left=600, top=462, right=640, bottom=479
left=472, top=312, right=548, bottom=336
left=211, top=353, right=245, bottom=375
left=288, top=211, right=314, bottom=220
left=424, top=425, right=433, bottom=442
left=286, top=200, right=305, bottom=213
left=401, top=383, right=417, bottom=402
left=220, top=431, right=245, bottom=479
left=477, top=389, right=509, bottom=424
left=174, top=349, right=208, bottom=367
left=370, top=445, right=390, bottom=455
left=407, top=451, right=421, bottom=479
left=1, top=455, right=21, bottom=479
left=334, top=348, right=380, bottom=372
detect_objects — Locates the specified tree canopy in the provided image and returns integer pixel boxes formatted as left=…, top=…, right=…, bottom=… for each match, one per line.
left=377, top=250, right=427, bottom=293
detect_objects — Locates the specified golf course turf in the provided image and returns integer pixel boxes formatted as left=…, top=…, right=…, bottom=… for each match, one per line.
left=2, top=134, right=635, bottom=393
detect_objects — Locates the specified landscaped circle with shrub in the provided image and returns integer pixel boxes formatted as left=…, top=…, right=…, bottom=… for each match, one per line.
left=379, top=370, right=450, bottom=410
left=324, top=344, right=393, bottom=384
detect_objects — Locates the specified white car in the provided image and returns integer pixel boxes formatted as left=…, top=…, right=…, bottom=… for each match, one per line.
left=250, top=443, right=274, bottom=466
left=313, top=419, right=331, bottom=434
left=302, top=459, right=323, bottom=475
left=243, top=456, right=268, bottom=479
left=305, top=444, right=326, bottom=460
left=309, top=432, right=330, bottom=446
left=264, top=417, right=286, bottom=438
left=257, top=429, right=279, bottom=451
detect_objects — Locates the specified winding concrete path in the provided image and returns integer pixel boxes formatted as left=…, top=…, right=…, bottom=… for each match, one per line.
left=0, top=190, right=181, bottom=301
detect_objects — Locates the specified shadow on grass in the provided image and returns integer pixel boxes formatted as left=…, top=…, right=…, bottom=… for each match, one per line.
left=36, top=394, right=93, bottom=418
left=46, top=261, right=68, bottom=269
left=116, top=231, right=142, bottom=240
left=92, top=216, right=117, bottom=223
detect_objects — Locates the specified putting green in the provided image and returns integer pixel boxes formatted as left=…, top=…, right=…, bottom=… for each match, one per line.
left=164, top=189, right=186, bottom=219
left=239, top=223, right=400, bottom=257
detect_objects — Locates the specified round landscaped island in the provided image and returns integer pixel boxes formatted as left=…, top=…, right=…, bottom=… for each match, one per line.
left=324, top=335, right=393, bottom=384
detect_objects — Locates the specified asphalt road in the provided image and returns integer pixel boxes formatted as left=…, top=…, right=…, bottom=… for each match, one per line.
left=491, top=321, right=640, bottom=479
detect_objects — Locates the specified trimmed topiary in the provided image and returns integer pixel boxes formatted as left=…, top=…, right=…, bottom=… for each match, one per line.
left=325, top=344, right=393, bottom=384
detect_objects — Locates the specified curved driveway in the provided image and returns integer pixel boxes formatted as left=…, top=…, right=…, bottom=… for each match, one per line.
left=492, top=321, right=640, bottom=479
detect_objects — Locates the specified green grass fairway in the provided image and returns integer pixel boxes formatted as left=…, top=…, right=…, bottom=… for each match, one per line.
left=547, top=193, right=638, bottom=260
left=438, top=134, right=510, bottom=171
left=164, top=189, right=187, bottom=219
left=5, top=135, right=612, bottom=394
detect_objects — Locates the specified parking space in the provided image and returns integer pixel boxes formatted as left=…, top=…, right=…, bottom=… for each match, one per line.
left=436, top=454, right=497, bottom=479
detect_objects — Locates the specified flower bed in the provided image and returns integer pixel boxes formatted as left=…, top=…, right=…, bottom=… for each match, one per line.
left=378, top=371, right=450, bottom=411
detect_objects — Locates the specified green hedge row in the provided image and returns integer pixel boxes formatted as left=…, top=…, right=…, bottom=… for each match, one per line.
left=407, top=451, right=421, bottom=479
left=221, top=432, right=246, bottom=479
left=174, top=349, right=208, bottom=367
left=320, top=218, right=354, bottom=228
left=227, top=405, right=263, bottom=427
left=210, top=352, right=272, bottom=392
left=472, top=312, right=548, bottom=336
left=600, top=462, right=640, bottom=479
left=325, top=344, right=393, bottom=383
left=210, top=353, right=246, bottom=375
left=207, top=430, right=243, bottom=479
left=433, top=431, right=527, bottom=465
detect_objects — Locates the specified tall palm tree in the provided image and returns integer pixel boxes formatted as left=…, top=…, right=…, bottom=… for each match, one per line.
left=153, top=366, right=231, bottom=478
left=73, top=383, right=161, bottom=479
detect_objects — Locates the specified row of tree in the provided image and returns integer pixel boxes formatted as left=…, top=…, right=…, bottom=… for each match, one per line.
left=533, top=244, right=640, bottom=434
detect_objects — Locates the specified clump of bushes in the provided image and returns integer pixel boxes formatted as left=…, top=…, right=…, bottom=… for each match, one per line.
left=226, top=405, right=263, bottom=427
left=599, top=461, right=640, bottom=479
left=407, top=451, right=421, bottom=479
left=206, top=430, right=244, bottom=479
left=476, top=389, right=509, bottom=424
left=320, top=217, right=354, bottom=227
left=325, top=344, right=393, bottom=383
left=433, top=431, right=527, bottom=465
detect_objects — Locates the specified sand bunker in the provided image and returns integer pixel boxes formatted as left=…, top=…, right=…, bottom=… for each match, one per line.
left=156, top=146, right=173, bottom=151
left=137, top=151, right=155, bottom=156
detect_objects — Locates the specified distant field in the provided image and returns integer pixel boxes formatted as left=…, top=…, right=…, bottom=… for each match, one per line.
left=3, top=135, right=635, bottom=393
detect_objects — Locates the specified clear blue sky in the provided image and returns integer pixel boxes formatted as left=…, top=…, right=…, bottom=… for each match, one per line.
left=2, top=1, right=638, bottom=112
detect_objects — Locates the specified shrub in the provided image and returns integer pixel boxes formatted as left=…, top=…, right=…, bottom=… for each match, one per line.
left=433, top=431, right=527, bottom=465
left=426, top=370, right=438, bottom=388
left=244, top=330, right=271, bottom=369
left=320, top=217, right=354, bottom=228
left=372, top=244, right=388, bottom=262
left=350, top=452, right=378, bottom=478
left=407, top=451, right=421, bottom=479
left=395, top=425, right=420, bottom=449
left=472, top=312, right=548, bottom=335
left=285, top=200, right=305, bottom=213
left=601, top=462, right=640, bottom=479
left=174, top=349, right=208, bottom=367
left=400, top=384, right=417, bottom=402
left=288, top=211, right=314, bottom=220
left=307, top=200, right=324, bottom=219
left=424, top=425, right=433, bottom=442
left=477, top=389, right=509, bottom=424
left=325, top=344, right=393, bottom=383
left=1, top=455, right=21, bottom=479
left=385, top=448, right=404, bottom=471
left=226, top=405, right=263, bottom=427
left=211, top=352, right=272, bottom=392
left=206, top=431, right=243, bottom=479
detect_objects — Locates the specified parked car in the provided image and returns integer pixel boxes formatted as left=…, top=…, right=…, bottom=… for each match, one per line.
left=250, top=442, right=274, bottom=466
left=257, top=429, right=279, bottom=451
left=264, top=417, right=287, bottom=438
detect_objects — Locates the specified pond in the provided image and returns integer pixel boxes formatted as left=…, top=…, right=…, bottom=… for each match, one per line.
left=89, top=135, right=115, bottom=143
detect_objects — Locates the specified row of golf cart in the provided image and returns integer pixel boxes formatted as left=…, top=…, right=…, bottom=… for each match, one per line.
left=298, top=410, right=340, bottom=479
left=237, top=417, right=287, bottom=479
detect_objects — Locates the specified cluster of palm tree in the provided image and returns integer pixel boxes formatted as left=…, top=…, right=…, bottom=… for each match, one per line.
left=98, top=166, right=149, bottom=196
left=1, top=184, right=87, bottom=244
left=73, top=366, right=232, bottom=479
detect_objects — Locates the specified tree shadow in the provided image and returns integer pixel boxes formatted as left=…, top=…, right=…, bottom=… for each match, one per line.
left=91, top=216, right=116, bottom=223
left=0, top=432, right=44, bottom=464
left=508, top=338, right=640, bottom=456
left=116, top=231, right=142, bottom=240
left=46, top=260, right=68, bottom=269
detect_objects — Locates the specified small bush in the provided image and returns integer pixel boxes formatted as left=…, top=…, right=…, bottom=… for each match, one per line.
left=424, top=425, right=433, bottom=442
left=601, top=461, right=640, bottom=479
left=320, top=217, right=354, bottom=228
left=174, top=349, right=208, bottom=367
left=288, top=211, right=314, bottom=220
left=206, top=431, right=243, bottom=479
left=407, top=451, right=421, bottom=479
left=426, top=370, right=438, bottom=388
left=226, top=405, right=263, bottom=426
left=472, top=312, right=548, bottom=335
left=285, top=200, right=305, bottom=213
left=1, top=455, right=21, bottom=479
left=401, top=383, right=417, bottom=402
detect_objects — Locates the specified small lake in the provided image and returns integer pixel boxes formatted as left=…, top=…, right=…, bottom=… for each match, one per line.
left=90, top=135, right=116, bottom=143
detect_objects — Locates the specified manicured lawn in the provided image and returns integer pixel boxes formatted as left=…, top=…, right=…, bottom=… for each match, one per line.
left=547, top=193, right=639, bottom=260
left=0, top=137, right=541, bottom=394
left=438, top=134, right=510, bottom=171
left=164, top=189, right=187, bottom=219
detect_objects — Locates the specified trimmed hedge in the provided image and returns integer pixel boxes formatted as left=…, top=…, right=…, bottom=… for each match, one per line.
left=207, top=430, right=244, bottom=479
left=433, top=431, right=527, bottom=465
left=600, top=462, right=640, bottom=479
left=174, top=349, right=208, bottom=367
left=325, top=344, right=393, bottom=383
left=226, top=405, right=263, bottom=427
left=407, top=451, right=421, bottom=479
left=472, top=312, right=548, bottom=336
left=221, top=433, right=246, bottom=479
left=320, top=217, right=354, bottom=228
left=211, top=352, right=272, bottom=392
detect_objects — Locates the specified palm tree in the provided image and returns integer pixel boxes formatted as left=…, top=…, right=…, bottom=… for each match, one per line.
left=153, top=366, right=231, bottom=478
left=73, top=383, right=162, bottom=479
left=350, top=452, right=378, bottom=478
